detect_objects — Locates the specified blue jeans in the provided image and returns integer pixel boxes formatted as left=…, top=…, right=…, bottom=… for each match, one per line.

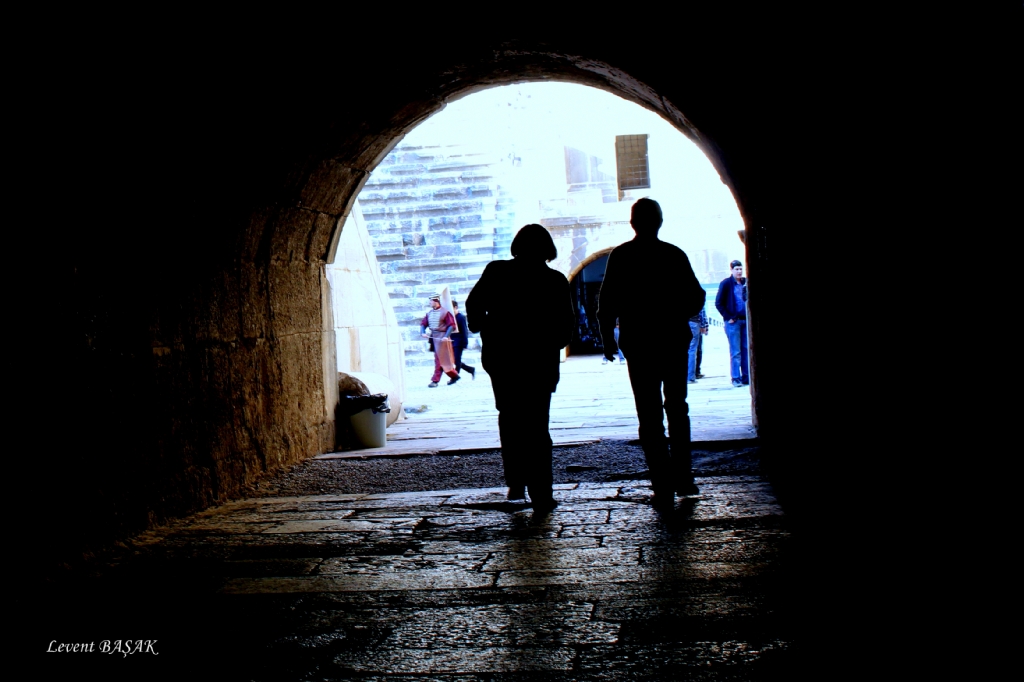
left=687, top=322, right=700, bottom=381
left=613, top=327, right=625, bottom=360
left=725, top=319, right=749, bottom=383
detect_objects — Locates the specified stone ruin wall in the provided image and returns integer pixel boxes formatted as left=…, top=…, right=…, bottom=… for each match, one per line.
left=354, top=137, right=743, bottom=376
left=358, top=144, right=518, bottom=367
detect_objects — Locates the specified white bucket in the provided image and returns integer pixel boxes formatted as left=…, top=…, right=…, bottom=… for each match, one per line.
left=350, top=408, right=386, bottom=448
left=343, top=372, right=401, bottom=427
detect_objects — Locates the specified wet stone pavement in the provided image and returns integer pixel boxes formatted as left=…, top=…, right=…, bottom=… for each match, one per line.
left=32, top=465, right=801, bottom=680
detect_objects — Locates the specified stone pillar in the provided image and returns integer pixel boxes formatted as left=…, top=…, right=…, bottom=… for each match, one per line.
left=321, top=266, right=339, bottom=450
left=326, top=204, right=407, bottom=415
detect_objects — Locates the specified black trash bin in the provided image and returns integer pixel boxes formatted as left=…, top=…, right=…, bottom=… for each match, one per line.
left=341, top=394, right=390, bottom=448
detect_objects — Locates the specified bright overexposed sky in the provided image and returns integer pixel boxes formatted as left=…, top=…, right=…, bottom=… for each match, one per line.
left=393, top=82, right=745, bottom=261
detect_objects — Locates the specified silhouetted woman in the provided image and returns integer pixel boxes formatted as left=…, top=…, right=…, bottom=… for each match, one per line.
left=466, top=224, right=574, bottom=512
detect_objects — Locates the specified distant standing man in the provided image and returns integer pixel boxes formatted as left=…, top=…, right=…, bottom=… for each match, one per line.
left=687, top=303, right=708, bottom=383
left=450, top=300, right=476, bottom=380
left=420, top=293, right=460, bottom=387
left=602, top=319, right=625, bottom=364
left=598, top=198, right=707, bottom=504
left=715, top=259, right=749, bottom=388
left=695, top=306, right=709, bottom=379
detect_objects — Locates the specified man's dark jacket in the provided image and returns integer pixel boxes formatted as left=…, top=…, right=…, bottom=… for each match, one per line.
left=597, top=236, right=705, bottom=359
left=452, top=312, right=470, bottom=350
left=714, top=275, right=747, bottom=321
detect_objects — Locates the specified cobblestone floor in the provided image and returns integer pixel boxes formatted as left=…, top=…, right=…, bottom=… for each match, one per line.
left=30, top=471, right=800, bottom=680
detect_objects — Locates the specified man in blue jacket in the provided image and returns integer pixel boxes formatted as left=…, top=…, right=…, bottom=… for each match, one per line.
left=715, top=259, right=749, bottom=388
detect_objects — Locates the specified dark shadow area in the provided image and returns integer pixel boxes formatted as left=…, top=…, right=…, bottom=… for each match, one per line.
left=20, top=434, right=800, bottom=680
left=258, top=441, right=767, bottom=496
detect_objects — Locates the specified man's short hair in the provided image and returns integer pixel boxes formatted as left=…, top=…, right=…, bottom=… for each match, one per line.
left=452, top=300, right=458, bottom=306
left=630, top=198, right=663, bottom=233
left=730, top=260, right=743, bottom=268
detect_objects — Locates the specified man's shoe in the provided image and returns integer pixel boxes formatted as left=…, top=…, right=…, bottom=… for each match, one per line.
left=467, top=366, right=476, bottom=380
left=677, top=481, right=700, bottom=496
left=447, top=375, right=461, bottom=385
left=507, top=486, right=526, bottom=500
left=687, top=379, right=697, bottom=384
left=602, top=357, right=609, bottom=365
left=651, top=492, right=674, bottom=509
left=741, top=379, right=749, bottom=385
left=532, top=498, right=558, bottom=514
left=732, top=379, right=742, bottom=387
left=428, top=381, right=439, bottom=388
left=695, top=373, right=704, bottom=379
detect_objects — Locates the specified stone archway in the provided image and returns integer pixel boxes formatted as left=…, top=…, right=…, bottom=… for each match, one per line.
left=566, top=247, right=616, bottom=358
left=60, top=42, right=773, bottom=560
left=567, top=248, right=616, bottom=285
left=288, top=59, right=756, bottom=454
left=317, top=76, right=753, bottom=430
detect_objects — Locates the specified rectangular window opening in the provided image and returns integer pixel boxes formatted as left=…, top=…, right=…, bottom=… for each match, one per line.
left=615, top=134, right=650, bottom=193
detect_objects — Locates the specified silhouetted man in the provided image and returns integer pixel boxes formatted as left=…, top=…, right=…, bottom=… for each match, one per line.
left=695, top=308, right=708, bottom=379
left=715, top=259, right=749, bottom=387
left=692, top=303, right=708, bottom=382
left=598, top=198, right=707, bottom=504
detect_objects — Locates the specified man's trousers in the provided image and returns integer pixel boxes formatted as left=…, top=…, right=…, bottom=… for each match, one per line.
left=625, top=351, right=693, bottom=494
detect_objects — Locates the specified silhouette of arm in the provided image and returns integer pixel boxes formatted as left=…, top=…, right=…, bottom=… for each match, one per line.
left=465, top=264, right=492, bottom=334
left=679, top=253, right=706, bottom=319
left=597, top=252, right=621, bottom=361
left=553, top=273, right=574, bottom=350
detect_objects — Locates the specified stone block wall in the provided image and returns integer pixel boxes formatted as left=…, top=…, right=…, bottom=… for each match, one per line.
left=326, top=205, right=406, bottom=410
left=359, top=145, right=517, bottom=366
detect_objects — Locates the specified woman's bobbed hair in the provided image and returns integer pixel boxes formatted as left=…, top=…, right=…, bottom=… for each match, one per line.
left=510, top=224, right=557, bottom=262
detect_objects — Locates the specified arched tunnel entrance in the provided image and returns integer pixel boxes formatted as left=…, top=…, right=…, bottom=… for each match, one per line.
left=55, top=41, right=780, bottom=570
left=43, top=33, right=827, bottom=678
left=323, top=82, right=754, bottom=450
